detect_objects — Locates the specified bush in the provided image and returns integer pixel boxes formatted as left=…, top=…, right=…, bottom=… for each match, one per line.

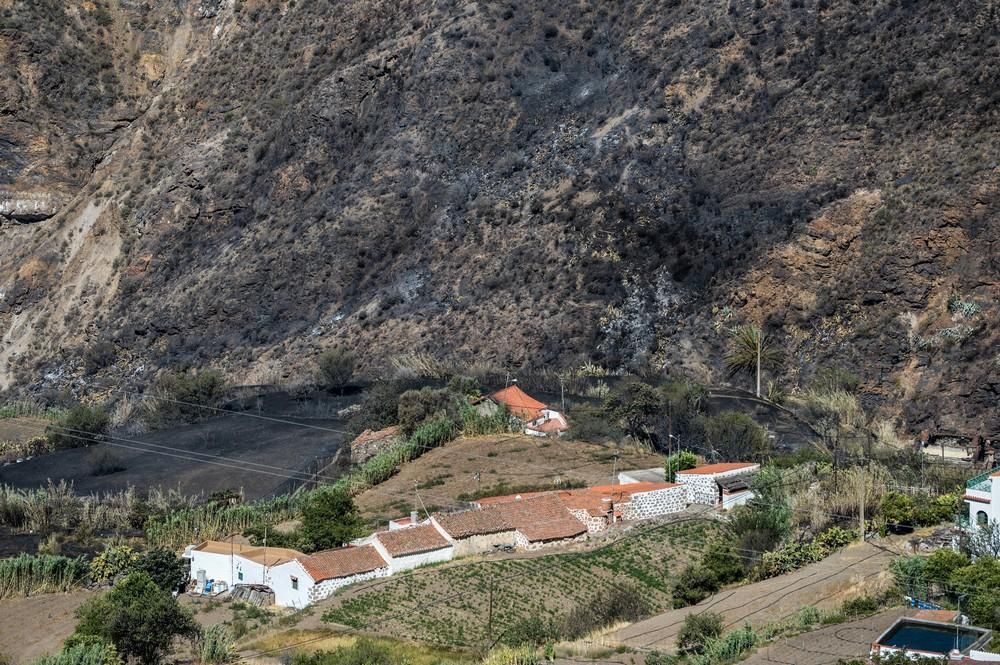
left=811, top=368, right=861, bottom=394
left=397, top=387, right=459, bottom=435
left=665, top=450, right=698, bottom=482
left=480, top=645, right=538, bottom=665
left=316, top=348, right=356, bottom=392
left=32, top=640, right=120, bottom=665
left=47, top=405, right=110, bottom=449
left=135, top=548, right=189, bottom=593
left=603, top=379, right=663, bottom=440
left=89, top=448, right=125, bottom=476
left=144, top=370, right=228, bottom=428
left=677, top=612, right=724, bottom=654
left=699, top=412, right=770, bottom=461
left=841, top=595, right=878, bottom=618
left=502, top=616, right=559, bottom=647
left=688, top=624, right=758, bottom=665
left=347, top=380, right=405, bottom=437
left=90, top=545, right=140, bottom=585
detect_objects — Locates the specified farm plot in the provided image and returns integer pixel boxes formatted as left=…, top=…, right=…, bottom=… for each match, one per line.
left=323, top=518, right=716, bottom=649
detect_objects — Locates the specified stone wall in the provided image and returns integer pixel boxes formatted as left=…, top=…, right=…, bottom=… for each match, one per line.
left=449, top=530, right=519, bottom=557
left=622, top=486, right=688, bottom=520
left=350, top=426, right=403, bottom=465
left=569, top=508, right=608, bottom=533
left=308, top=566, right=390, bottom=604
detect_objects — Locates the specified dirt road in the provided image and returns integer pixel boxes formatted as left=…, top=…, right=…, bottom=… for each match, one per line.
left=0, top=591, right=94, bottom=664
left=614, top=540, right=898, bottom=650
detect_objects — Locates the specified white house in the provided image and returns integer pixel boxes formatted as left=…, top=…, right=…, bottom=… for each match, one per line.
left=964, top=467, right=1000, bottom=532
left=186, top=541, right=389, bottom=608
left=675, top=462, right=760, bottom=509
left=361, top=524, right=454, bottom=573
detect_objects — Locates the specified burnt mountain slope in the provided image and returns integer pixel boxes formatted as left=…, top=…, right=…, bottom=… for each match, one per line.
left=0, top=0, right=998, bottom=434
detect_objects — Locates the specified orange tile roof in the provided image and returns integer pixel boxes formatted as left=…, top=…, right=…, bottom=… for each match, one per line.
left=476, top=483, right=681, bottom=519
left=529, top=417, right=569, bottom=433
left=376, top=525, right=451, bottom=557
left=992, top=470, right=1000, bottom=478
left=194, top=540, right=267, bottom=556
left=491, top=385, right=548, bottom=420
left=435, top=495, right=586, bottom=542
left=298, top=545, right=387, bottom=582
left=195, top=542, right=306, bottom=566
left=676, top=462, right=758, bottom=475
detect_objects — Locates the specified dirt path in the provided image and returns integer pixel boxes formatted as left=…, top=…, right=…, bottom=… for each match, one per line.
left=614, top=540, right=898, bottom=650
left=0, top=591, right=94, bottom=664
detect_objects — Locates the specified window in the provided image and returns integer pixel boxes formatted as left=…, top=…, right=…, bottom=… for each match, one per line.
left=977, top=510, right=989, bottom=526
left=291, top=576, right=299, bottom=590
left=237, top=571, right=244, bottom=581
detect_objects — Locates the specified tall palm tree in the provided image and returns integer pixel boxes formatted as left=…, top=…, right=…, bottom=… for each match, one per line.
left=725, top=324, right=780, bottom=398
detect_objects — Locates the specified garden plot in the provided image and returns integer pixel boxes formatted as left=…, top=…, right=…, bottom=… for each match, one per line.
left=323, top=519, right=716, bottom=649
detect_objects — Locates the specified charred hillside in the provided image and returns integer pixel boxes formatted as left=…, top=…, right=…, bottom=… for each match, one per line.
left=0, top=0, right=998, bottom=433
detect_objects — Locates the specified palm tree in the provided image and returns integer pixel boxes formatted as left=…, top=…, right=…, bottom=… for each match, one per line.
left=725, top=324, right=780, bottom=398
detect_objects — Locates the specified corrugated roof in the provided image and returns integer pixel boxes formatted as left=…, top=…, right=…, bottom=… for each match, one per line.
left=376, top=525, right=451, bottom=557
left=491, top=385, right=548, bottom=420
left=298, top=545, right=387, bottom=582
left=676, top=462, right=758, bottom=475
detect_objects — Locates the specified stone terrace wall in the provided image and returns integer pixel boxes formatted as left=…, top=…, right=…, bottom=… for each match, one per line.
left=622, top=485, right=688, bottom=520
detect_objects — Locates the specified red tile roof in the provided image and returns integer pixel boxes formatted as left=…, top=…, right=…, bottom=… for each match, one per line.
left=435, top=495, right=586, bottom=543
left=676, top=462, right=758, bottom=475
left=476, top=483, right=682, bottom=519
left=375, top=525, right=451, bottom=557
left=298, top=545, right=387, bottom=582
left=965, top=494, right=991, bottom=504
left=491, top=385, right=548, bottom=420
left=528, top=416, right=569, bottom=433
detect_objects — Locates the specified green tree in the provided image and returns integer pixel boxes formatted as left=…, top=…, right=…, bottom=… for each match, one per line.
left=725, top=324, right=780, bottom=398
left=396, top=387, right=459, bottom=436
left=603, top=380, right=663, bottom=441
left=89, top=546, right=140, bottom=585
left=677, top=611, right=723, bottom=654
left=299, top=488, right=365, bottom=551
left=47, top=405, right=110, bottom=449
left=135, top=548, right=189, bottom=593
left=317, top=348, right=356, bottom=393
left=728, top=466, right=791, bottom=554
left=880, top=492, right=915, bottom=531
left=71, top=571, right=198, bottom=664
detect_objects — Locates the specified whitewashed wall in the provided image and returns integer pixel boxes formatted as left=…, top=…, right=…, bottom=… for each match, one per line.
left=722, top=489, right=754, bottom=510
left=386, top=547, right=453, bottom=573
left=189, top=551, right=235, bottom=587
left=308, top=567, right=390, bottom=604
left=269, top=559, right=313, bottom=608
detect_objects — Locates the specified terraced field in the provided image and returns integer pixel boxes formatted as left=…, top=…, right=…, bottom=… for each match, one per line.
left=323, top=518, right=716, bottom=649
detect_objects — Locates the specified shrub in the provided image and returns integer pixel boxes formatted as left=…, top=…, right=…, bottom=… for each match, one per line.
left=89, top=448, right=126, bottom=476
left=841, top=595, right=879, bottom=618
left=135, top=548, right=189, bottom=593
left=347, top=380, right=405, bottom=437
left=397, top=387, right=459, bottom=435
left=665, top=450, right=698, bottom=482
left=90, top=545, right=140, bottom=585
left=677, top=612, right=724, bottom=654
left=700, top=411, right=770, bottom=461
left=561, top=584, right=650, bottom=640
left=316, top=348, right=356, bottom=392
left=603, top=379, right=663, bottom=440
left=811, top=368, right=861, bottom=394
left=47, top=405, right=110, bottom=449
left=144, top=370, right=228, bottom=428
left=881, top=492, right=915, bottom=530
left=299, top=487, right=365, bottom=551
left=502, top=616, right=559, bottom=647
left=32, top=640, right=121, bottom=665
left=688, top=624, right=758, bottom=665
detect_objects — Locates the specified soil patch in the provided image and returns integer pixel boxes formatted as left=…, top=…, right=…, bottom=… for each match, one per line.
left=0, top=591, right=94, bottom=664
left=355, top=434, right=665, bottom=522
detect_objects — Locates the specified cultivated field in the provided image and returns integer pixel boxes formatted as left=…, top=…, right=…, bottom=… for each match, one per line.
left=323, top=518, right=716, bottom=649
left=355, top=434, right=665, bottom=522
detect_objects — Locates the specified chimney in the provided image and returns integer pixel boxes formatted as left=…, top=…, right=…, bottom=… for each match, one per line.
left=410, top=510, right=419, bottom=525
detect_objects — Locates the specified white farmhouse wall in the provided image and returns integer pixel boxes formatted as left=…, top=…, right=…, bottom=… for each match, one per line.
left=307, top=567, right=390, bottom=605
left=233, top=555, right=269, bottom=586
left=623, top=486, right=688, bottom=520
left=269, top=560, right=313, bottom=609
left=189, top=551, right=235, bottom=587
left=385, top=547, right=453, bottom=573
left=964, top=474, right=998, bottom=532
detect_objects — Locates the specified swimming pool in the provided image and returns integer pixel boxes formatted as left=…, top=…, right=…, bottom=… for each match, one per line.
left=878, top=620, right=991, bottom=655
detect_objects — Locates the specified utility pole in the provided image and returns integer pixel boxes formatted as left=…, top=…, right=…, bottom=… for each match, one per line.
left=858, top=465, right=866, bottom=542
left=560, top=376, right=566, bottom=414
left=486, top=572, right=494, bottom=645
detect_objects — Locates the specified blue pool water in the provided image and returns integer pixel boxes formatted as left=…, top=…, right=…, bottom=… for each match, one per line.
left=882, top=622, right=981, bottom=654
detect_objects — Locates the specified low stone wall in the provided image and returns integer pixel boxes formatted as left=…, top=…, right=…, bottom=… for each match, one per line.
left=350, top=426, right=403, bottom=465
left=621, top=486, right=688, bottom=520
left=309, top=566, right=391, bottom=604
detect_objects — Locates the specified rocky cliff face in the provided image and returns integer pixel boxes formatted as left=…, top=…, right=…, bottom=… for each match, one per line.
left=1, top=0, right=998, bottom=434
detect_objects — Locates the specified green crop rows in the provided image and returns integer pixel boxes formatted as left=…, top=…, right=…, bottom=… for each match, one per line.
left=324, top=519, right=715, bottom=648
